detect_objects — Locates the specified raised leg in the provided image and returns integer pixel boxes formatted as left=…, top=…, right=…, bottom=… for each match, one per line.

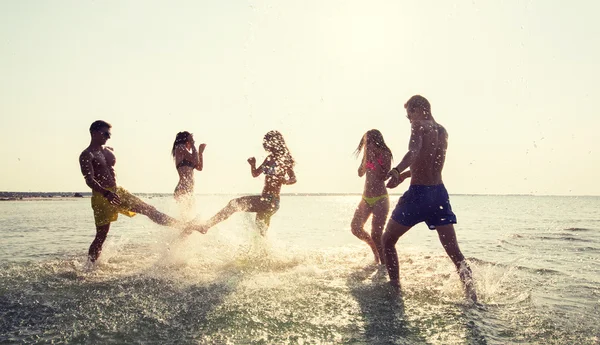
left=203, top=196, right=266, bottom=232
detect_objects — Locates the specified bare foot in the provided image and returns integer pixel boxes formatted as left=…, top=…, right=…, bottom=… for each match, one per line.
left=388, top=280, right=401, bottom=294
left=191, top=223, right=208, bottom=234
left=459, top=262, right=478, bottom=303
left=178, top=228, right=193, bottom=239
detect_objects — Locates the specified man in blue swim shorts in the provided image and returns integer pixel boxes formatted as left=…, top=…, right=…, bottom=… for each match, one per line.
left=383, top=95, right=477, bottom=302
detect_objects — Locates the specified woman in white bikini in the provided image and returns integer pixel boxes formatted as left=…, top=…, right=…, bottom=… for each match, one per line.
left=351, top=129, right=393, bottom=264
left=199, top=130, right=296, bottom=236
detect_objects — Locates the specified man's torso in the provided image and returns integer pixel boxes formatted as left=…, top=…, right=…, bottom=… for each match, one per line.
left=85, top=146, right=117, bottom=188
left=410, top=120, right=447, bottom=185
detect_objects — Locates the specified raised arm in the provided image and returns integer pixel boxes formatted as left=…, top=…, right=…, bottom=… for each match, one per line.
left=175, top=145, right=196, bottom=165
left=284, top=166, right=297, bottom=185
left=248, top=157, right=265, bottom=177
left=196, top=144, right=206, bottom=171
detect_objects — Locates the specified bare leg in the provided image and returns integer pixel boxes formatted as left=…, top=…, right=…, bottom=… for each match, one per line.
left=255, top=212, right=272, bottom=237
left=436, top=224, right=478, bottom=302
left=370, top=197, right=390, bottom=265
left=382, top=219, right=412, bottom=291
left=175, top=192, right=196, bottom=222
left=88, top=224, right=110, bottom=262
left=351, top=200, right=379, bottom=263
left=131, top=203, right=184, bottom=228
left=203, top=196, right=266, bottom=232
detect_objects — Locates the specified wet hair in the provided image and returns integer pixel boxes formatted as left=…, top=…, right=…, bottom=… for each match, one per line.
left=263, top=130, right=295, bottom=167
left=355, top=129, right=393, bottom=160
left=405, top=95, right=431, bottom=116
left=89, top=120, right=112, bottom=133
left=172, top=131, right=192, bottom=158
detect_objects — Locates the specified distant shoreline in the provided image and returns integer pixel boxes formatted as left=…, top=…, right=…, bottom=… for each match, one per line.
left=1, top=191, right=598, bottom=200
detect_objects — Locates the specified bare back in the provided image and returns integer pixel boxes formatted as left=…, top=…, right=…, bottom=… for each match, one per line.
left=409, top=120, right=448, bottom=185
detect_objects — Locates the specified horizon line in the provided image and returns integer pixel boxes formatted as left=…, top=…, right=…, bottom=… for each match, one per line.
left=1, top=191, right=599, bottom=198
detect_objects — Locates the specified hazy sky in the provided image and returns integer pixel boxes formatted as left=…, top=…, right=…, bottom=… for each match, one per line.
left=1, top=0, right=599, bottom=195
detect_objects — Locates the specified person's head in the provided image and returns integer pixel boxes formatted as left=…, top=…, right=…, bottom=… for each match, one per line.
left=263, top=130, right=294, bottom=165
left=355, top=129, right=393, bottom=159
left=404, top=95, right=432, bottom=121
left=172, top=131, right=193, bottom=157
left=89, top=120, right=112, bottom=144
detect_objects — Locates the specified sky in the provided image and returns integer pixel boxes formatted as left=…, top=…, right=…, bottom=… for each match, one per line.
left=1, top=0, right=599, bottom=196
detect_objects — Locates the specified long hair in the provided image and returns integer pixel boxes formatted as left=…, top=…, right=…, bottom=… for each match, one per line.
left=263, top=130, right=295, bottom=168
left=354, top=129, right=393, bottom=160
left=172, top=131, right=192, bottom=159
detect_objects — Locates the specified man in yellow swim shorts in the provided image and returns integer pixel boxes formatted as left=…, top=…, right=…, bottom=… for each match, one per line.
left=79, top=120, right=203, bottom=263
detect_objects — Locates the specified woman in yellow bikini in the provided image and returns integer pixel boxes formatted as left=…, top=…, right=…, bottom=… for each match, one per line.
left=351, top=129, right=393, bottom=264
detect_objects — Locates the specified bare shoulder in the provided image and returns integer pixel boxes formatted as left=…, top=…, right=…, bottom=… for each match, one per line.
left=175, top=144, right=186, bottom=153
left=436, top=123, right=448, bottom=138
left=382, top=149, right=393, bottom=161
left=411, top=120, right=429, bottom=134
left=79, top=147, right=93, bottom=160
left=104, top=146, right=114, bottom=152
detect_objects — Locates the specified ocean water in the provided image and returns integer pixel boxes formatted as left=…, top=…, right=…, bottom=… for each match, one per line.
left=0, top=194, right=598, bottom=344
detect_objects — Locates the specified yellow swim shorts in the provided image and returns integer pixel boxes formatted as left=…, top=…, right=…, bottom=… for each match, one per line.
left=91, top=186, right=143, bottom=227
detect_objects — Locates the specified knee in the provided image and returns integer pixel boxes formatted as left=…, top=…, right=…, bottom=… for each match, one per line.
left=382, top=231, right=397, bottom=248
left=135, top=204, right=157, bottom=216
left=350, top=221, right=364, bottom=237
left=371, top=224, right=384, bottom=238
left=227, top=199, right=241, bottom=210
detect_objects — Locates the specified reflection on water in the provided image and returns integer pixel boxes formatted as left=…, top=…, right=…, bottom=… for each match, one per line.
left=0, top=195, right=599, bottom=344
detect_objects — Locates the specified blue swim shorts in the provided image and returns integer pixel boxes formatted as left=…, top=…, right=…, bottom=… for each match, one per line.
left=390, top=184, right=457, bottom=230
